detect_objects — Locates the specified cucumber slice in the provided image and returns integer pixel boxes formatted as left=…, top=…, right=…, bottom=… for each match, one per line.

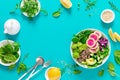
left=86, top=58, right=96, bottom=65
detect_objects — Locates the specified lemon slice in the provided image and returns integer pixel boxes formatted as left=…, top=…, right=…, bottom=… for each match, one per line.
left=108, top=28, right=116, bottom=42
left=60, top=0, right=72, bottom=8
left=114, top=32, right=120, bottom=42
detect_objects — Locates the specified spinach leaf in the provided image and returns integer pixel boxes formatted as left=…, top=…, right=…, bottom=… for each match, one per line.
left=3, top=54, right=17, bottom=63
left=114, top=50, right=120, bottom=64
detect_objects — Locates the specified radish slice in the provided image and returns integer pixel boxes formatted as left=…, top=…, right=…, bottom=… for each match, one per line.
left=86, top=38, right=96, bottom=48
left=89, top=47, right=99, bottom=53
left=91, top=42, right=99, bottom=49
left=94, top=31, right=102, bottom=39
left=89, top=33, right=99, bottom=41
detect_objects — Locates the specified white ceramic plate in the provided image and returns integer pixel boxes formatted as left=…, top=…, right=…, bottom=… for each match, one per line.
left=0, top=40, right=20, bottom=66
left=20, top=0, right=41, bottom=17
left=70, top=29, right=111, bottom=69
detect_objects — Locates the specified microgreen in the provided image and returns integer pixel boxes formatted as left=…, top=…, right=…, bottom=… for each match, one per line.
left=84, top=0, right=97, bottom=11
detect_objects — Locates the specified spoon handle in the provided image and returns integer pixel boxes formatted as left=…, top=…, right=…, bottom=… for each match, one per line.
left=26, top=66, right=44, bottom=80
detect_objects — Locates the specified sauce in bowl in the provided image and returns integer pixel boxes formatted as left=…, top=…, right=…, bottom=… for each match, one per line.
left=101, top=9, right=115, bottom=23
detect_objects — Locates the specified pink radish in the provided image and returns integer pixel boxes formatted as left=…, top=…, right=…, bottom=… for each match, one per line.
left=89, top=47, right=99, bottom=53
left=86, top=38, right=96, bottom=48
left=91, top=42, right=99, bottom=49
left=89, top=33, right=99, bottom=41
left=94, top=31, right=102, bottom=39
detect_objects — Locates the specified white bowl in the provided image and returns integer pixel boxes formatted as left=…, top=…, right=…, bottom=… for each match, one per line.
left=45, top=67, right=61, bottom=80
left=20, top=0, right=41, bottom=17
left=101, top=9, right=115, bottom=23
left=0, top=40, right=20, bottom=66
left=70, top=29, right=111, bottom=69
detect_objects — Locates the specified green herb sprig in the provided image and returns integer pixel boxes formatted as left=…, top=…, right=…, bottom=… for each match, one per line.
left=52, top=8, right=63, bottom=18
left=108, top=1, right=120, bottom=13
left=84, top=0, right=97, bottom=11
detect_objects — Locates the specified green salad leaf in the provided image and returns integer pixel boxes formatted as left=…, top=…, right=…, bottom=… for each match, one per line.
left=114, top=50, right=120, bottom=64
left=3, top=54, right=17, bottom=63
left=98, top=69, right=104, bottom=76
left=17, top=62, right=27, bottom=73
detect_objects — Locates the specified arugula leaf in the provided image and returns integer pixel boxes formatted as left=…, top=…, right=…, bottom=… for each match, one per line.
left=98, top=69, right=104, bottom=76
left=114, top=50, right=120, bottom=64
left=73, top=69, right=82, bottom=74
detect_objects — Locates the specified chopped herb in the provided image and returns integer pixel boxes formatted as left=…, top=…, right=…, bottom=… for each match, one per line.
left=84, top=0, right=97, bottom=11
left=98, top=69, right=104, bottom=77
left=73, top=69, right=82, bottom=74
left=78, top=2, right=80, bottom=10
left=114, top=50, right=120, bottom=64
left=9, top=4, right=19, bottom=14
left=108, top=1, right=120, bottom=13
left=52, top=8, right=62, bottom=18
left=40, top=8, right=48, bottom=16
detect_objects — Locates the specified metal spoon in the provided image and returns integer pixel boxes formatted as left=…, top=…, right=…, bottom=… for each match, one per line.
left=18, top=57, right=44, bottom=80
left=26, top=60, right=51, bottom=80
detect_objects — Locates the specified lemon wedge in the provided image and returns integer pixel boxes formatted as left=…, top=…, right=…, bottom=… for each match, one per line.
left=108, top=28, right=116, bottom=42
left=60, top=0, right=72, bottom=8
left=114, top=32, right=120, bottom=42
left=47, top=67, right=61, bottom=80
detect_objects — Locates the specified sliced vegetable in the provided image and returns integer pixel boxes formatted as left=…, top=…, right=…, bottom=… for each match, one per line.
left=89, top=33, right=99, bottom=41
left=86, top=38, right=96, bottom=48
left=86, top=58, right=96, bottom=65
left=114, top=50, right=120, bottom=64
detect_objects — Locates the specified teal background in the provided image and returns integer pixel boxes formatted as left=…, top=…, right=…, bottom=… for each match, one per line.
left=0, top=0, right=120, bottom=80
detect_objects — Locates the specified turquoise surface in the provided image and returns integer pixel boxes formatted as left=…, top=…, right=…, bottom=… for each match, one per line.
left=0, top=0, right=120, bottom=80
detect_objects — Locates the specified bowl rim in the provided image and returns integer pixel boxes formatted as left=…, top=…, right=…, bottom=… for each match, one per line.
left=100, top=9, right=115, bottom=24
left=0, top=40, right=21, bottom=66
left=70, top=28, right=111, bottom=69
left=45, top=67, right=61, bottom=80
left=20, top=0, right=41, bottom=17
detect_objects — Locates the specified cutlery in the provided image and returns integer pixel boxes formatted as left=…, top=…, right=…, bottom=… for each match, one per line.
left=18, top=57, right=44, bottom=80
left=26, top=60, right=51, bottom=80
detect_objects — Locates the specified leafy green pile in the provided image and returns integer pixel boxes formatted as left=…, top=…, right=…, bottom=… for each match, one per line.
left=20, top=0, right=40, bottom=17
left=72, top=30, right=93, bottom=44
left=0, top=41, right=20, bottom=64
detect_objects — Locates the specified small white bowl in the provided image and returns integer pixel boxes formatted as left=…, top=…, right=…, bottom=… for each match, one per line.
left=0, top=40, right=20, bottom=66
left=45, top=67, right=61, bottom=80
left=20, top=0, right=41, bottom=17
left=101, top=9, right=115, bottom=23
